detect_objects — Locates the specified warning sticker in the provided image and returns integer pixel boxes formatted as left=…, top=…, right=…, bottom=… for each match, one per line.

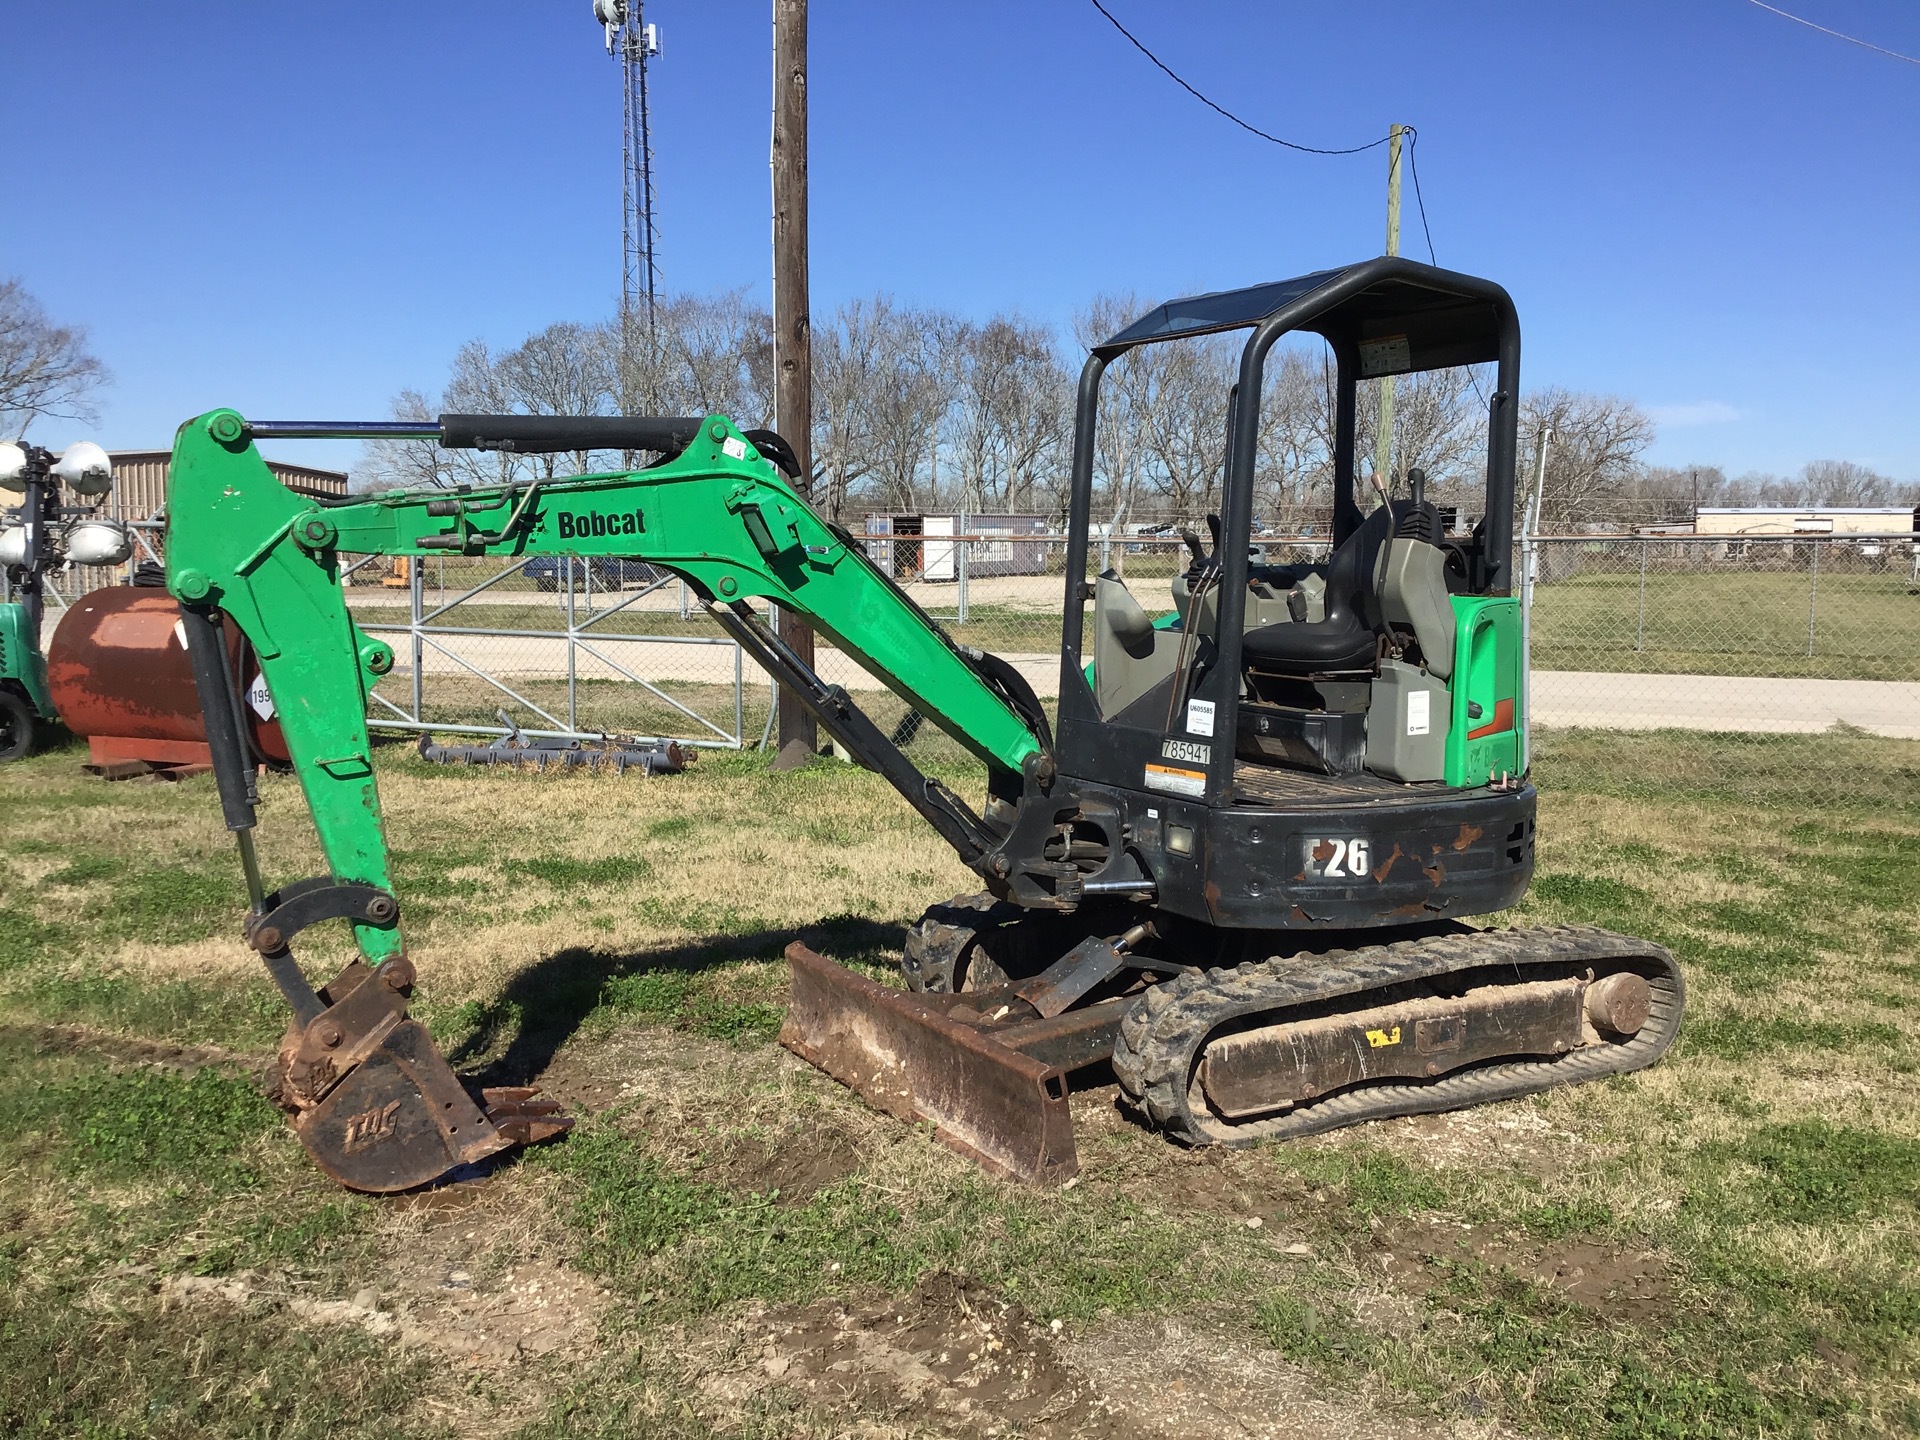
left=246, top=672, right=275, bottom=721
left=1407, top=689, right=1430, bottom=736
left=1144, top=763, right=1207, bottom=798
left=1358, top=333, right=1411, bottom=378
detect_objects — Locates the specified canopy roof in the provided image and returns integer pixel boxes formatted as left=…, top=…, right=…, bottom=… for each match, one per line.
left=1097, top=256, right=1511, bottom=378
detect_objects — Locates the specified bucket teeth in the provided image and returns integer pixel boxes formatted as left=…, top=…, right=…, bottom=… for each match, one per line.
left=482, top=1086, right=574, bottom=1146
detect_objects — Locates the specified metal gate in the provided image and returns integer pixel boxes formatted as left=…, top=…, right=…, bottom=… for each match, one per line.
left=352, top=554, right=762, bottom=748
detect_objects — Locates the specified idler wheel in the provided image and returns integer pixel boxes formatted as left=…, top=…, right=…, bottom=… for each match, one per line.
left=1585, top=971, right=1652, bottom=1036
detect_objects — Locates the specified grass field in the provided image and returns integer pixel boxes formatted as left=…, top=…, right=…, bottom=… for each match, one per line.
left=2, top=728, right=1917, bottom=1438
left=1528, top=565, right=1920, bottom=682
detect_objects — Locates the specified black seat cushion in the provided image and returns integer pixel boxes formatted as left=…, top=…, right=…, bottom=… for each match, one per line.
left=1241, top=617, right=1380, bottom=671
left=1240, top=500, right=1417, bottom=675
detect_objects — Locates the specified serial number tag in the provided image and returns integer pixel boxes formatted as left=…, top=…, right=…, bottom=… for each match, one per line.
left=1161, top=738, right=1210, bottom=765
left=1302, top=836, right=1372, bottom=879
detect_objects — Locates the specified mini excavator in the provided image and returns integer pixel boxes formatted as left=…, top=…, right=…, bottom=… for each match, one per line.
left=165, top=258, right=1682, bottom=1191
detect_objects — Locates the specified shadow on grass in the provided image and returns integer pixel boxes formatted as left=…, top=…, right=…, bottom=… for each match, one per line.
left=446, top=912, right=907, bottom=1088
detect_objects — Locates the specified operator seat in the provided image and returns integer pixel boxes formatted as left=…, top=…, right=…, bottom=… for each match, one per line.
left=1240, top=503, right=1396, bottom=674
left=1240, top=494, right=1452, bottom=676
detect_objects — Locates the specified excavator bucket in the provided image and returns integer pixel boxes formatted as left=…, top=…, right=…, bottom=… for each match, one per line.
left=780, top=942, right=1080, bottom=1185
left=277, top=957, right=571, bottom=1194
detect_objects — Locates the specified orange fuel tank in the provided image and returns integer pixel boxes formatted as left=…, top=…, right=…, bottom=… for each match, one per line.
left=46, top=586, right=290, bottom=769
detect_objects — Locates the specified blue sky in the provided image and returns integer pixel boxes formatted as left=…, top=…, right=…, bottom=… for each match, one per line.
left=5, top=1, right=1917, bottom=478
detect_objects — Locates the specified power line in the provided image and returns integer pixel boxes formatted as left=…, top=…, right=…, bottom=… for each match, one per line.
left=1404, top=128, right=1436, bottom=266
left=1084, top=2, right=1489, bottom=407
left=1743, top=0, right=1920, bottom=67
left=1404, top=131, right=1492, bottom=408
left=1085, top=0, right=1389, bottom=156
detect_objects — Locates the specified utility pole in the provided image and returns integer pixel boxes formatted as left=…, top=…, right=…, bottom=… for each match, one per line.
left=771, top=0, right=817, bottom=767
left=1372, top=122, right=1405, bottom=492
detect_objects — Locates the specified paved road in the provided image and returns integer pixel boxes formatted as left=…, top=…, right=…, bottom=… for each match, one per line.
left=1529, top=670, right=1920, bottom=738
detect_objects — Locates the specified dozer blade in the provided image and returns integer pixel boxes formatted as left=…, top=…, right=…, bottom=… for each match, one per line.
left=280, top=958, right=574, bottom=1194
left=780, top=941, right=1079, bottom=1185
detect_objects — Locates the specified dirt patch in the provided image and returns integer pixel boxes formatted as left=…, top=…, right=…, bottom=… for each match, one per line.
left=705, top=1271, right=1114, bottom=1435
left=1368, top=1104, right=1590, bottom=1179
left=1060, top=1315, right=1509, bottom=1440
left=1113, top=1146, right=1316, bottom=1221
left=1370, top=1218, right=1671, bottom=1324
left=717, top=1121, right=862, bottom=1202
left=520, top=1044, right=629, bottom=1115
left=158, top=1253, right=607, bottom=1367
left=1, top=1021, right=251, bottom=1076
left=701, top=1275, right=1505, bottom=1440
left=156, top=1180, right=608, bottom=1372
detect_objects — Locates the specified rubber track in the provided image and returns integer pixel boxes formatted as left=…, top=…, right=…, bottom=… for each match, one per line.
left=1110, top=925, right=1684, bottom=1147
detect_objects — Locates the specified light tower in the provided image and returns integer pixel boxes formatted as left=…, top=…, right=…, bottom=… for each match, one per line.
left=593, top=0, right=662, bottom=335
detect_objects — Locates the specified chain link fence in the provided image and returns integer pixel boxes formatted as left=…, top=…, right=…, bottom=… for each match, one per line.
left=1518, top=533, right=1920, bottom=737
left=346, top=554, right=765, bottom=750
left=31, top=520, right=1915, bottom=768
left=849, top=525, right=1919, bottom=745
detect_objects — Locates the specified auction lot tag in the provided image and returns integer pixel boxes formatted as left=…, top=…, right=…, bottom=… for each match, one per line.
left=247, top=673, right=275, bottom=720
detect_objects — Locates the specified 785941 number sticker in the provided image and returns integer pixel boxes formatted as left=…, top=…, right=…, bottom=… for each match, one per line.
left=1302, top=836, right=1371, bottom=879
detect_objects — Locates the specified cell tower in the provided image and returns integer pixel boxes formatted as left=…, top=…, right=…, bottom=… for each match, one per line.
left=593, top=0, right=661, bottom=332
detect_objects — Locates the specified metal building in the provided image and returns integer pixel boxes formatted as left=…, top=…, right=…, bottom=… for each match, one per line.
left=106, top=449, right=349, bottom=524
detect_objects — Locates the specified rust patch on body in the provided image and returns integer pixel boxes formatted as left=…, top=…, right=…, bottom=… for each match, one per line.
left=1452, top=824, right=1484, bottom=852
left=1369, top=844, right=1405, bottom=882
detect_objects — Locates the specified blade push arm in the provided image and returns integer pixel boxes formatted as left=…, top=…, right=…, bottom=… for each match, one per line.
left=165, top=408, right=1047, bottom=964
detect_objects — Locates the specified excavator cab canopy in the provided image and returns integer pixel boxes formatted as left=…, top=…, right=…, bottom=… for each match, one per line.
left=1054, top=256, right=1523, bottom=805
left=1094, top=262, right=1507, bottom=375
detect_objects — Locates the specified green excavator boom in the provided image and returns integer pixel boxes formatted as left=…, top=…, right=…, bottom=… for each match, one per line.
left=164, top=407, right=1047, bottom=1191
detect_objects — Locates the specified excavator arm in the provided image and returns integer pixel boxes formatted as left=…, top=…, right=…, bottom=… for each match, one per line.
left=163, top=407, right=1051, bottom=1191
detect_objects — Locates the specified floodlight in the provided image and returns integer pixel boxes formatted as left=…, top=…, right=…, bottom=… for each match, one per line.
left=54, top=441, right=113, bottom=497
left=65, top=519, right=133, bottom=566
left=0, top=443, right=26, bottom=494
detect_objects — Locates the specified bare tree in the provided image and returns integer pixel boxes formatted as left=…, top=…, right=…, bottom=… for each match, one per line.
left=497, top=321, right=616, bottom=477
left=358, top=387, right=456, bottom=492
left=993, top=327, right=1071, bottom=515
left=358, top=343, right=532, bottom=494
left=861, top=304, right=960, bottom=513
left=1638, top=464, right=1729, bottom=521
left=1359, top=366, right=1488, bottom=501
left=1802, top=459, right=1894, bottom=507
left=1076, top=294, right=1159, bottom=550
left=1255, top=344, right=1333, bottom=531
left=658, top=291, right=775, bottom=423
left=1519, top=388, right=1655, bottom=528
left=810, top=298, right=885, bottom=522
left=1138, top=333, right=1235, bottom=525
left=0, top=279, right=108, bottom=438
left=948, top=316, right=1070, bottom=514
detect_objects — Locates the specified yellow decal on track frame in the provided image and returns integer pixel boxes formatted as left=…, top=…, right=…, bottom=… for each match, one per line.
left=1365, top=1025, right=1403, bottom=1049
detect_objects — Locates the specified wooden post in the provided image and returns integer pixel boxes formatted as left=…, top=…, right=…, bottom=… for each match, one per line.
left=771, top=0, right=817, bottom=767
left=1373, top=122, right=1405, bottom=490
